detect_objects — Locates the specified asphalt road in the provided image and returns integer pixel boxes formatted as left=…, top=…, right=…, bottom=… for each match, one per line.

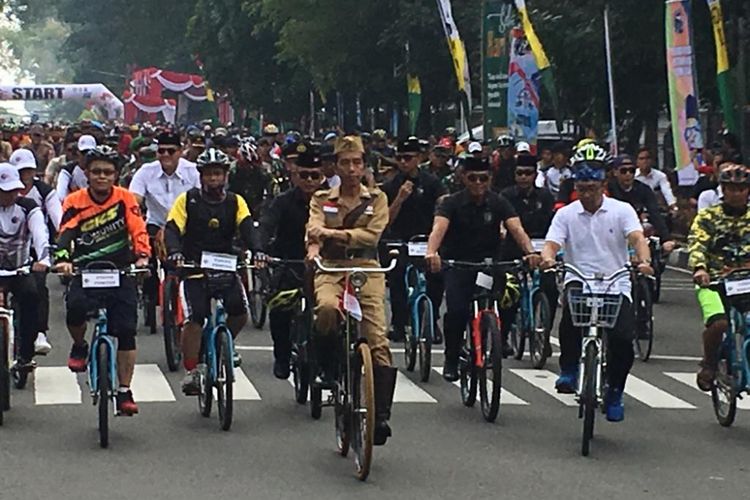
left=1, top=268, right=747, bottom=500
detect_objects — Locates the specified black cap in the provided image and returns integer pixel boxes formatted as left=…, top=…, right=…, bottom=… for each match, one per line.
left=297, top=144, right=321, bottom=168
left=320, top=143, right=335, bottom=161
left=463, top=156, right=490, bottom=171
left=156, top=132, right=181, bottom=147
left=397, top=138, right=421, bottom=154
left=516, top=154, right=538, bottom=168
left=283, top=141, right=311, bottom=159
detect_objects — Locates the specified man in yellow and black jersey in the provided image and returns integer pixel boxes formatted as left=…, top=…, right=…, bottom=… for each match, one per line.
left=164, top=148, right=256, bottom=395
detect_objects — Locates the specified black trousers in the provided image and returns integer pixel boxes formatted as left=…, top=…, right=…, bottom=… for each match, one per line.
left=558, top=283, right=634, bottom=391
left=389, top=259, right=444, bottom=333
left=34, top=271, right=49, bottom=332
left=2, top=275, right=39, bottom=360
left=268, top=265, right=307, bottom=362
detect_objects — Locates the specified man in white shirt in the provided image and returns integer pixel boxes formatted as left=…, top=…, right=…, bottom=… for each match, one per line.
left=635, top=147, right=678, bottom=212
left=541, top=158, right=652, bottom=423
left=540, top=141, right=572, bottom=196
left=56, top=134, right=95, bottom=201
left=129, top=132, right=200, bottom=331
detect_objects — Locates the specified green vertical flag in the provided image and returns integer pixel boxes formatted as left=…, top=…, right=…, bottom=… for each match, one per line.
left=407, top=74, right=422, bottom=135
left=706, top=0, right=736, bottom=133
left=514, top=0, right=561, bottom=130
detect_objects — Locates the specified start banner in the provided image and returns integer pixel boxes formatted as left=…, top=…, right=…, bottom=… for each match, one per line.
left=0, top=84, right=124, bottom=120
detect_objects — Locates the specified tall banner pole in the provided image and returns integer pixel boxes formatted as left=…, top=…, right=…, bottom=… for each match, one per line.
left=482, top=0, right=515, bottom=142
left=604, top=4, right=618, bottom=155
left=666, top=0, right=704, bottom=186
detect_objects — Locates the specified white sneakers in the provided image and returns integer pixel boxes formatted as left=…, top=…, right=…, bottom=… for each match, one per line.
left=34, top=332, right=52, bottom=355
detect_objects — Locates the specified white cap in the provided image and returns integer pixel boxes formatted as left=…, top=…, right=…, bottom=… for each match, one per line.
left=467, top=141, right=483, bottom=154
left=9, top=148, right=37, bottom=171
left=515, top=141, right=531, bottom=153
left=77, top=135, right=97, bottom=152
left=324, top=132, right=338, bottom=142
left=0, top=163, right=25, bottom=192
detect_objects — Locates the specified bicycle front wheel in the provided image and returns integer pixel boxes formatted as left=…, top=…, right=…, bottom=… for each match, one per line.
left=215, top=328, right=234, bottom=431
left=97, top=342, right=111, bottom=449
left=478, top=312, right=502, bottom=422
left=162, top=278, right=182, bottom=372
left=530, top=292, right=552, bottom=369
left=711, top=342, right=738, bottom=427
left=249, top=269, right=268, bottom=329
left=581, top=341, right=598, bottom=457
left=417, top=297, right=433, bottom=383
left=352, top=343, right=375, bottom=481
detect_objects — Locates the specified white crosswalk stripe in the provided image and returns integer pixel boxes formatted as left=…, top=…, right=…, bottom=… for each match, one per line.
left=664, top=372, right=750, bottom=410
left=509, top=369, right=577, bottom=406
left=130, top=364, right=176, bottom=402
left=34, top=367, right=81, bottom=405
left=285, top=370, right=437, bottom=403
left=623, top=374, right=695, bottom=409
left=234, top=369, right=262, bottom=400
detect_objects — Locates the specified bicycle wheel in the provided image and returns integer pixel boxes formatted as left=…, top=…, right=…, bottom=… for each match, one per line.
left=530, top=293, right=552, bottom=369
left=334, top=383, right=350, bottom=457
left=652, top=262, right=663, bottom=303
left=634, top=277, right=654, bottom=362
left=711, top=342, right=737, bottom=427
left=581, top=341, right=598, bottom=457
left=417, top=297, right=433, bottom=383
left=249, top=268, right=268, bottom=329
left=458, top=324, right=477, bottom=407
left=478, top=312, right=502, bottom=422
left=215, top=328, right=234, bottom=431
left=97, top=342, right=111, bottom=449
left=352, top=343, right=374, bottom=481
left=11, top=327, right=28, bottom=390
left=198, top=361, right=213, bottom=418
left=162, top=279, right=182, bottom=372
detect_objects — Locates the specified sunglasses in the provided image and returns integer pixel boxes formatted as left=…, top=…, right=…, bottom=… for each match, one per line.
left=515, top=169, right=536, bottom=177
left=397, top=154, right=418, bottom=162
left=467, top=173, right=490, bottom=183
left=89, top=168, right=117, bottom=177
left=158, top=147, right=179, bottom=155
left=618, top=167, right=636, bottom=174
left=298, top=171, right=322, bottom=181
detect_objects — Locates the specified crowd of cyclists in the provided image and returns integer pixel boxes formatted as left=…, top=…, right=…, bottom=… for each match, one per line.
left=0, top=117, right=746, bottom=445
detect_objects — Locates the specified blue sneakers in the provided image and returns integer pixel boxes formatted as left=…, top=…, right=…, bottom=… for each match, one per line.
left=605, top=388, right=625, bottom=422
left=555, top=367, right=578, bottom=394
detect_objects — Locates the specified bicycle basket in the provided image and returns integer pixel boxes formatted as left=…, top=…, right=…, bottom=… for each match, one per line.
left=566, top=289, right=623, bottom=328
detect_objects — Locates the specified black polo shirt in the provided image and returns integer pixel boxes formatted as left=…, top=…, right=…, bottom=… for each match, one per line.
left=500, top=185, right=554, bottom=259
left=383, top=169, right=446, bottom=240
left=435, top=189, right=517, bottom=260
left=258, top=186, right=310, bottom=260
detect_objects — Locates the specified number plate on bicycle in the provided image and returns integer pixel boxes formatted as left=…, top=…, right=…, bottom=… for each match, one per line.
left=200, top=252, right=238, bottom=272
left=725, top=277, right=750, bottom=297
left=81, top=270, right=120, bottom=288
left=476, top=272, right=494, bottom=290
left=407, top=242, right=428, bottom=257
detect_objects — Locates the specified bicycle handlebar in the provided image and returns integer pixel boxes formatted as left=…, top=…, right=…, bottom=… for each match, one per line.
left=443, top=259, right=523, bottom=270
left=313, top=256, right=399, bottom=274
left=555, top=262, right=632, bottom=283
left=0, top=265, right=32, bottom=277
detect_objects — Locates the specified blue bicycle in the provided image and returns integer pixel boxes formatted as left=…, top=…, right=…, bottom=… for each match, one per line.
left=397, top=237, right=435, bottom=382
left=72, top=262, right=149, bottom=448
left=710, top=268, right=750, bottom=427
left=182, top=260, right=246, bottom=432
left=510, top=264, right=553, bottom=369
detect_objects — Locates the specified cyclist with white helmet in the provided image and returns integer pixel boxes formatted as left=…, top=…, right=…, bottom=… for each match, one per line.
left=229, top=139, right=276, bottom=219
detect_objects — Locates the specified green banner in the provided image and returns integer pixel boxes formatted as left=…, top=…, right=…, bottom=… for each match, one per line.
left=482, top=0, right=516, bottom=142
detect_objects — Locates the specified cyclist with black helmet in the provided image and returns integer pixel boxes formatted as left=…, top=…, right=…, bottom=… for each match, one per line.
left=55, top=145, right=151, bottom=416
left=164, top=148, right=257, bottom=395
left=689, top=163, right=750, bottom=391
left=491, top=134, right=516, bottom=192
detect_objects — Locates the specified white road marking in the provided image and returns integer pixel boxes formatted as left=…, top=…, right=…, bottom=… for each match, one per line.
left=433, top=367, right=528, bottom=405
left=394, top=371, right=436, bottom=403
left=664, top=372, right=750, bottom=410
left=623, top=374, right=695, bottom=408
left=130, top=364, right=176, bottom=402
left=34, top=367, right=82, bottom=405
left=233, top=368, right=262, bottom=400
left=509, top=369, right=577, bottom=406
